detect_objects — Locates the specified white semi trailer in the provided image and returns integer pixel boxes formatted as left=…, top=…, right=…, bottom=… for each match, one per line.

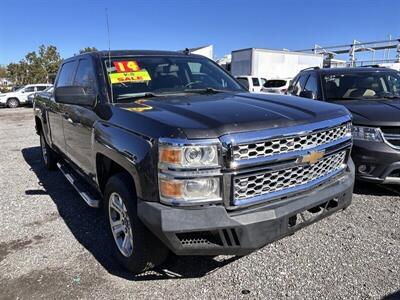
left=231, top=48, right=323, bottom=79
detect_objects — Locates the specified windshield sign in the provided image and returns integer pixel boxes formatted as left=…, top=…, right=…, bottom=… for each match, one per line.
left=104, top=56, right=244, bottom=101
left=323, top=71, right=400, bottom=100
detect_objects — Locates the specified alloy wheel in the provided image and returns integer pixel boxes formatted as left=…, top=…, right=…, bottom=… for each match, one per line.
left=108, top=192, right=134, bottom=257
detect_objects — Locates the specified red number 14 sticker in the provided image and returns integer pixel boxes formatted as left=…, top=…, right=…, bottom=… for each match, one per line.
left=113, top=61, right=140, bottom=72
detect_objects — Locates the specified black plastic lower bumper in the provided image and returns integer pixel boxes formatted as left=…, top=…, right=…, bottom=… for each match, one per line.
left=138, top=163, right=355, bottom=256
left=352, top=140, right=400, bottom=184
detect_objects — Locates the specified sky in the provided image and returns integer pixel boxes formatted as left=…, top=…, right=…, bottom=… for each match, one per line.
left=1, top=0, right=399, bottom=65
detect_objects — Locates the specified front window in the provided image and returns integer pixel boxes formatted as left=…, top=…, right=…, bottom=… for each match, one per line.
left=104, top=56, right=244, bottom=102
left=322, top=71, right=400, bottom=100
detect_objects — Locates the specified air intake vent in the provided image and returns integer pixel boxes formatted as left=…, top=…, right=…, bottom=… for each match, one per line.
left=176, top=231, right=223, bottom=247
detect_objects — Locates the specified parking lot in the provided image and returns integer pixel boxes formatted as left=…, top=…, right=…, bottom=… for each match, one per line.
left=0, top=107, right=399, bottom=299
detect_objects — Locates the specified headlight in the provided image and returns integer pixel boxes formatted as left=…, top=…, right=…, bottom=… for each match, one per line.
left=159, top=176, right=221, bottom=204
left=352, top=126, right=383, bottom=142
left=0, top=94, right=6, bottom=97
left=159, top=143, right=219, bottom=168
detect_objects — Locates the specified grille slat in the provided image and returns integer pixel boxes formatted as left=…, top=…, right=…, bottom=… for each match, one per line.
left=233, top=151, right=346, bottom=202
left=232, top=124, right=349, bottom=161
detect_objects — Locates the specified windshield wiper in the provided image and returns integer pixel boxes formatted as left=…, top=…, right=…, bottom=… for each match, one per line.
left=183, top=87, right=228, bottom=94
left=117, top=92, right=159, bottom=101
left=381, top=95, right=400, bottom=99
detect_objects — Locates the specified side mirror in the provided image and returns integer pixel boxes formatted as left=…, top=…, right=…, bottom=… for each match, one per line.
left=299, top=90, right=316, bottom=99
left=55, top=86, right=96, bottom=106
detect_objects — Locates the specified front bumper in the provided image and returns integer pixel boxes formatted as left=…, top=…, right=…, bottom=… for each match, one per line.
left=352, top=140, right=400, bottom=184
left=138, top=162, right=354, bottom=256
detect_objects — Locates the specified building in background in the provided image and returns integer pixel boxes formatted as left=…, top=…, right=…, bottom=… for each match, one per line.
left=230, top=48, right=323, bottom=79
left=185, top=45, right=214, bottom=59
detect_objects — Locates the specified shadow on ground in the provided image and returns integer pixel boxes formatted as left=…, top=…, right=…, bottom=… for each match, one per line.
left=382, top=290, right=400, bottom=300
left=22, top=146, right=239, bottom=281
left=354, top=181, right=400, bottom=197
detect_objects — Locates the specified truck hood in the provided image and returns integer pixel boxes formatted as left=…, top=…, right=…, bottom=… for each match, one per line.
left=115, top=92, right=349, bottom=139
left=330, top=99, right=400, bottom=127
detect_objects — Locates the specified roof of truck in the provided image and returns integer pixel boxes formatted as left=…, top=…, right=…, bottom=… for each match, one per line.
left=67, top=50, right=202, bottom=60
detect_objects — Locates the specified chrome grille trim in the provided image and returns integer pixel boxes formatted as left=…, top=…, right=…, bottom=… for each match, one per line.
left=381, top=128, right=400, bottom=150
left=233, top=151, right=347, bottom=206
left=232, top=123, right=350, bottom=161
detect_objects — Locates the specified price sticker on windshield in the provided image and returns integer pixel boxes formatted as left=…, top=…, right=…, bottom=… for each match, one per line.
left=113, top=61, right=141, bottom=72
left=109, top=70, right=151, bottom=84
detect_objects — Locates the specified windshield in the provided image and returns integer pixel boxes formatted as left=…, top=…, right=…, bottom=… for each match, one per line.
left=322, top=71, right=400, bottom=100
left=104, top=56, right=244, bottom=101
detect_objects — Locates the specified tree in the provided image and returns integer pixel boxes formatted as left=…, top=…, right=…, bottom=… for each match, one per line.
left=6, top=44, right=62, bottom=84
left=78, top=47, right=98, bottom=54
left=0, top=66, right=7, bottom=79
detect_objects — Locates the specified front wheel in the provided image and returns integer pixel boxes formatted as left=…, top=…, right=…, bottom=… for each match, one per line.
left=104, top=173, right=168, bottom=274
left=7, top=98, right=20, bottom=108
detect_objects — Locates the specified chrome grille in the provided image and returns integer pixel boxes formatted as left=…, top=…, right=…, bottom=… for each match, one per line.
left=381, top=127, right=400, bottom=149
left=232, top=123, right=349, bottom=161
left=234, top=151, right=346, bottom=202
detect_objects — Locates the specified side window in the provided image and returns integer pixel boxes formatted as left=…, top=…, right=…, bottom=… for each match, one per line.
left=304, top=73, right=319, bottom=96
left=236, top=77, right=249, bottom=90
left=260, top=78, right=267, bottom=86
left=293, top=74, right=309, bottom=96
left=188, top=62, right=202, bottom=74
left=287, top=75, right=299, bottom=94
left=36, top=86, right=47, bottom=91
left=23, top=86, right=35, bottom=92
left=56, top=61, right=76, bottom=87
left=74, top=59, right=96, bottom=92
left=252, top=77, right=260, bottom=87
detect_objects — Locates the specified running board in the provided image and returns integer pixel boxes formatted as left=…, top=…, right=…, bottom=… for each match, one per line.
left=57, top=162, right=100, bottom=208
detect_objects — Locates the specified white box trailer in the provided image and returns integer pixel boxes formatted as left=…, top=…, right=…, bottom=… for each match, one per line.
left=231, top=48, right=323, bottom=79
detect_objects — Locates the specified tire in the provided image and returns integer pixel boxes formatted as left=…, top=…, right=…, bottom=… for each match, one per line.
left=39, top=131, right=57, bottom=170
left=7, top=98, right=19, bottom=108
left=104, top=173, right=168, bottom=274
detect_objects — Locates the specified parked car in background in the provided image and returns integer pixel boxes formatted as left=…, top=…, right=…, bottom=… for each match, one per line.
left=262, top=78, right=291, bottom=94
left=235, top=75, right=267, bottom=92
left=27, top=85, right=54, bottom=106
left=290, top=67, right=400, bottom=184
left=35, top=50, right=354, bottom=274
left=0, top=84, right=52, bottom=108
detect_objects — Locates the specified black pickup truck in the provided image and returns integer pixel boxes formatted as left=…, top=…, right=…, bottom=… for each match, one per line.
left=34, top=50, right=355, bottom=274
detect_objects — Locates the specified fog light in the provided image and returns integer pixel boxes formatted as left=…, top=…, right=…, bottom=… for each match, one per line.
left=358, top=164, right=368, bottom=174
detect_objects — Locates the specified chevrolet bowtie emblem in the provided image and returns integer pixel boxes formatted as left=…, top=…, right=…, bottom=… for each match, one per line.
left=298, top=150, right=325, bottom=165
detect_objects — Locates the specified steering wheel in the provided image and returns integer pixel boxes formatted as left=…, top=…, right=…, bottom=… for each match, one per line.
left=184, top=81, right=203, bottom=88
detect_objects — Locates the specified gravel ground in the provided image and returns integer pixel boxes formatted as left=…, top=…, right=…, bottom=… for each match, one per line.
left=0, top=107, right=399, bottom=299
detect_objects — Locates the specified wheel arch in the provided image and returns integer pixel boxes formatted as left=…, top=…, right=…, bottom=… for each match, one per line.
left=96, top=153, right=138, bottom=196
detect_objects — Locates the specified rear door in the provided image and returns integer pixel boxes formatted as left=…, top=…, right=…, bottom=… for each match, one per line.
left=63, top=57, right=99, bottom=178
left=50, top=60, right=77, bottom=152
left=20, top=86, right=36, bottom=102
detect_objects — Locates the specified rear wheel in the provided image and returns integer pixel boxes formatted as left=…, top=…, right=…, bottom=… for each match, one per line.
left=104, top=173, right=168, bottom=274
left=40, top=132, right=57, bottom=170
left=7, top=98, right=19, bottom=108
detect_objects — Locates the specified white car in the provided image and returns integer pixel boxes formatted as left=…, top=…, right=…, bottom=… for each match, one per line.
left=0, top=84, right=52, bottom=108
left=261, top=78, right=292, bottom=94
left=235, top=76, right=267, bottom=92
